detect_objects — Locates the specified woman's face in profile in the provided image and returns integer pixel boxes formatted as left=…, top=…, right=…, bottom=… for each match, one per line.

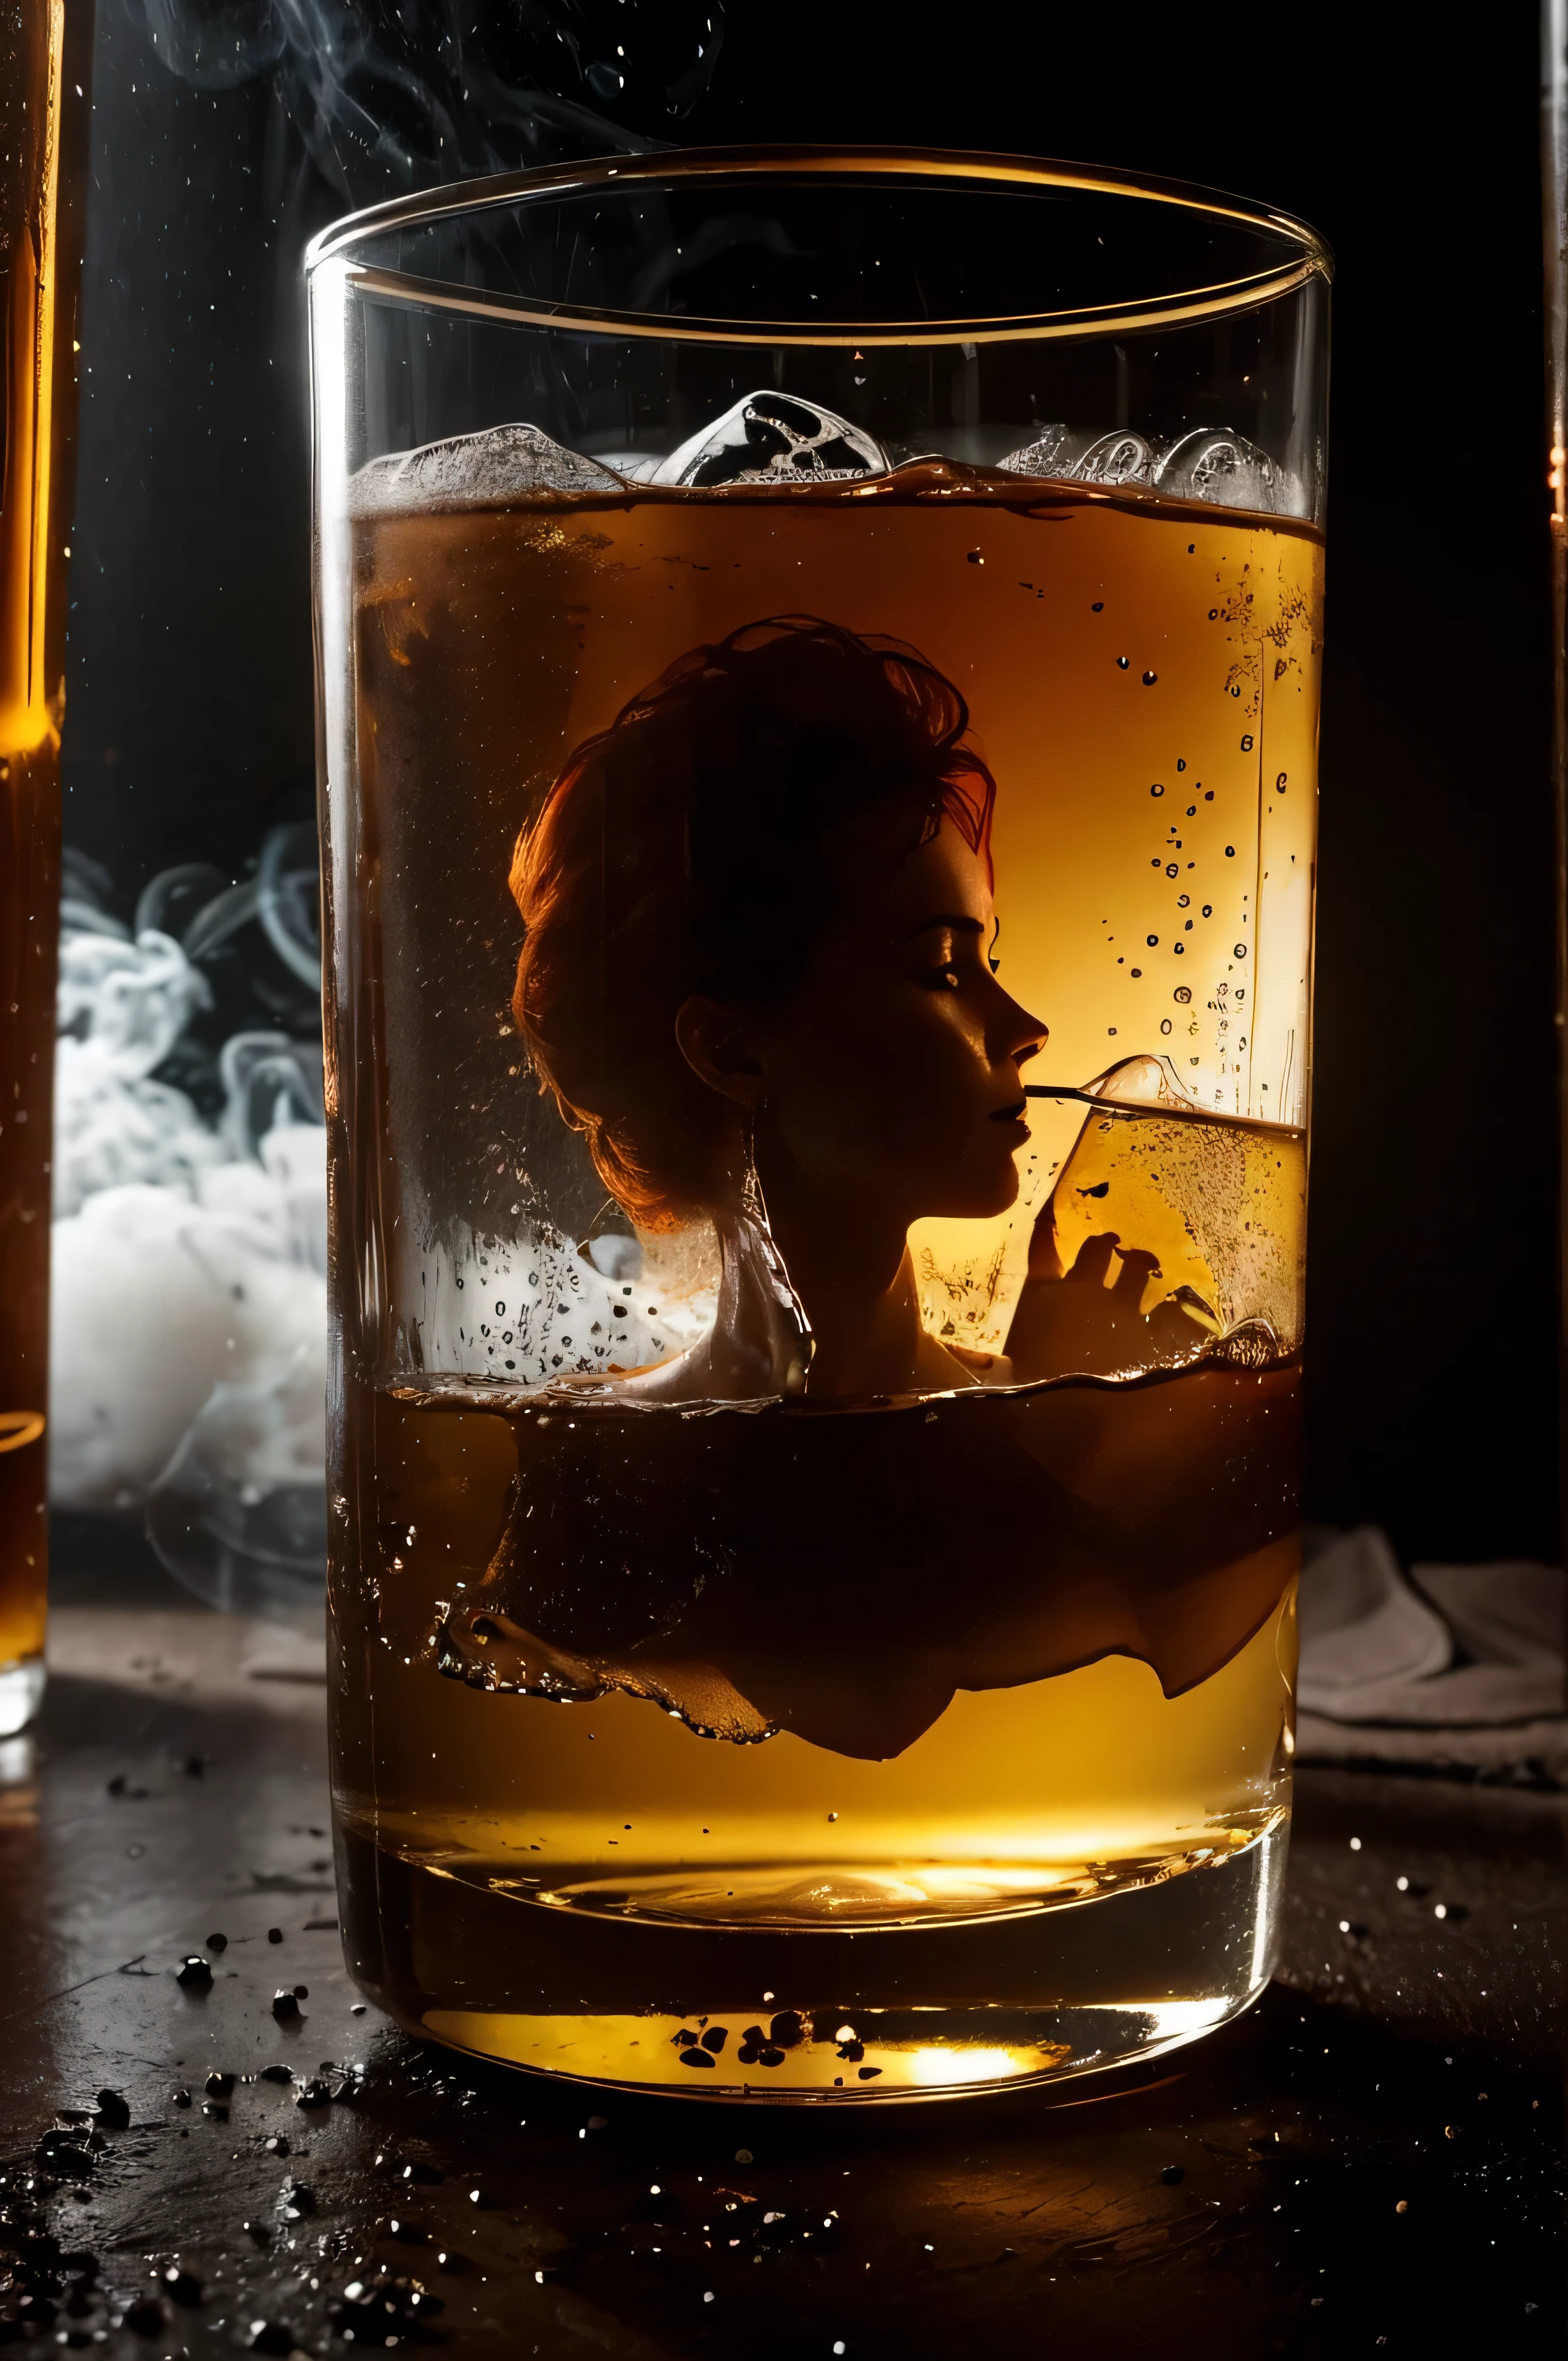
left=745, top=819, right=1047, bottom=1227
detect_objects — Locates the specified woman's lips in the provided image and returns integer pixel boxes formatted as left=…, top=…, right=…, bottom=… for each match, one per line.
left=990, top=1098, right=1030, bottom=1141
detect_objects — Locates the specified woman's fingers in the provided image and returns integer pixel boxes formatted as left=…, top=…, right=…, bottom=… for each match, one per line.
left=1111, top=1245, right=1160, bottom=1303
left=1067, top=1231, right=1120, bottom=1288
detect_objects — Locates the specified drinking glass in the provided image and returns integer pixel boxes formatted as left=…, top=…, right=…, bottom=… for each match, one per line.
left=0, top=0, right=88, bottom=1736
left=308, top=148, right=1328, bottom=2100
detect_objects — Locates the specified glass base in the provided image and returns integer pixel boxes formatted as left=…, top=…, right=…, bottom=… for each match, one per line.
left=0, top=1656, right=46, bottom=1738
left=342, top=1811, right=1289, bottom=2102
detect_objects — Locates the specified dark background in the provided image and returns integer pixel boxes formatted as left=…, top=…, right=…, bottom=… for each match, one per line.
left=60, top=0, right=1558, bottom=1565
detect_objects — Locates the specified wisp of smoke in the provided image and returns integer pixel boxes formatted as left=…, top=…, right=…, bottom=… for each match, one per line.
left=136, top=0, right=726, bottom=203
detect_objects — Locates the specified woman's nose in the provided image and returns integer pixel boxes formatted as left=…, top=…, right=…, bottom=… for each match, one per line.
left=986, top=978, right=1048, bottom=1066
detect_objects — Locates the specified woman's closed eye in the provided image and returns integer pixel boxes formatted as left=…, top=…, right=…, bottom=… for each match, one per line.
left=907, top=915, right=986, bottom=992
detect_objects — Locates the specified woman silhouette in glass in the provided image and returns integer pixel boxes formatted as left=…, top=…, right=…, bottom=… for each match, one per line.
left=449, top=617, right=1295, bottom=1755
left=510, top=614, right=1203, bottom=1400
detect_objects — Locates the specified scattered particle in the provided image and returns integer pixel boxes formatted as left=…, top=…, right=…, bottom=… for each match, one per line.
left=1142, top=671, right=1158, bottom=685
left=1396, top=2200, right=1408, bottom=2214
left=1350, top=1838, right=1362, bottom=1851
left=176, top=1955, right=213, bottom=1990
left=1160, top=2165, right=1185, bottom=2186
left=1434, top=1904, right=1447, bottom=1919
left=270, top=1989, right=301, bottom=2021
left=734, top=2150, right=753, bottom=2166
left=206, top=1932, right=228, bottom=1952
left=267, top=1928, right=283, bottom=1944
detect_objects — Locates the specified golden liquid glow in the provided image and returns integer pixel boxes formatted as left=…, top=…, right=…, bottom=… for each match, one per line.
left=331, top=473, right=1319, bottom=2092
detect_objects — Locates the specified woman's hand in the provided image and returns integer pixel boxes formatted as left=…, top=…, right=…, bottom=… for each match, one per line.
left=1004, top=1209, right=1214, bottom=1383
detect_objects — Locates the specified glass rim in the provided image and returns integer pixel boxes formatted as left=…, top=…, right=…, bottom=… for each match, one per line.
left=303, top=142, right=1332, bottom=350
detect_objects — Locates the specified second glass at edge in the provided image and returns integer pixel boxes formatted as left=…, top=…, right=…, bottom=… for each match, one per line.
left=308, top=149, right=1328, bottom=2100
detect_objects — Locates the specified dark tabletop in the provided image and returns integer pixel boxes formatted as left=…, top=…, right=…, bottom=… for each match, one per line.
left=2, top=1558, right=1563, bottom=2360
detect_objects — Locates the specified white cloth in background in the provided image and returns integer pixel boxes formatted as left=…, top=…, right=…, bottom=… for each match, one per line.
left=1296, top=1525, right=1567, bottom=1781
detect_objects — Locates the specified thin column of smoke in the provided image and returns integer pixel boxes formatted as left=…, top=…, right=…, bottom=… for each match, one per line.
left=135, top=0, right=726, bottom=202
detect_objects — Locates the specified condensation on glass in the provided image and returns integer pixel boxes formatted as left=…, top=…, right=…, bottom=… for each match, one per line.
left=0, top=0, right=88, bottom=1737
left=307, top=149, right=1330, bottom=2100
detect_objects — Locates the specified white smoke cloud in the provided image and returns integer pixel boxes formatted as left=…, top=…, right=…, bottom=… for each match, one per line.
left=50, top=845, right=329, bottom=1615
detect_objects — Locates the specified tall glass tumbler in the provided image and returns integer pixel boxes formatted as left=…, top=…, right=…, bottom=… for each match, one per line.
left=0, top=0, right=89, bottom=1736
left=308, top=150, right=1328, bottom=2101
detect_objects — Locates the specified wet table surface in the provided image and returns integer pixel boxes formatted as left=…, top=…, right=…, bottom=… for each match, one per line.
left=2, top=1559, right=1563, bottom=2360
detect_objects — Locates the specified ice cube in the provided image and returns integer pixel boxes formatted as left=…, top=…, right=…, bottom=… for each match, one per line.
left=1064, top=428, right=1155, bottom=488
left=1155, top=429, right=1281, bottom=514
left=996, top=424, right=1069, bottom=478
left=348, top=423, right=626, bottom=518
left=652, top=392, right=888, bottom=488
